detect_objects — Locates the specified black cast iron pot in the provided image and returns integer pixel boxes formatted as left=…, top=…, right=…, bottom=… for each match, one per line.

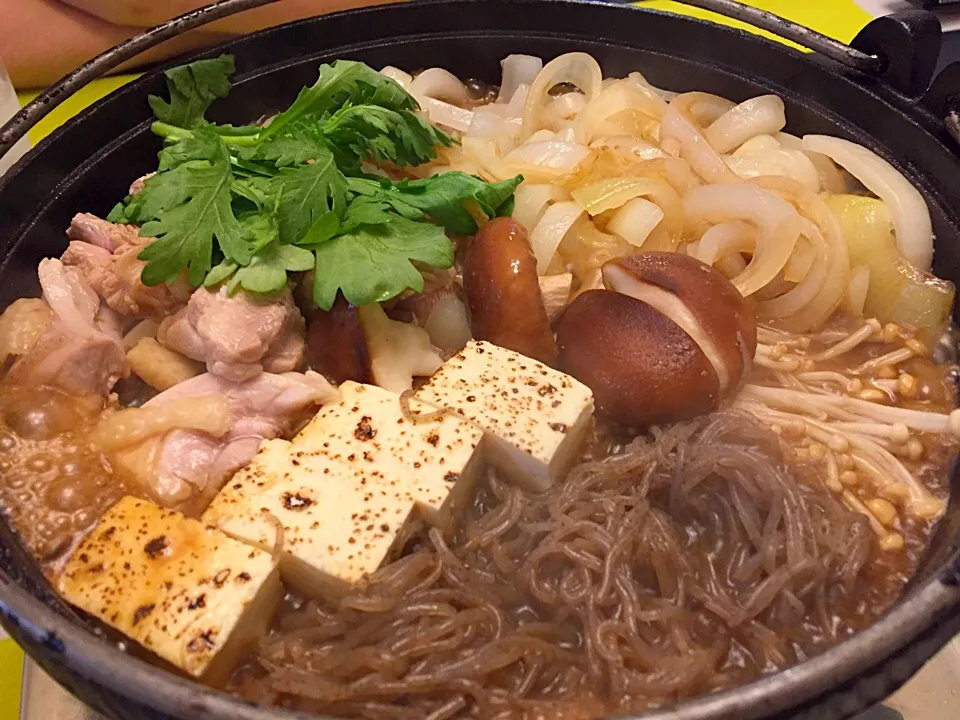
left=2, top=1, right=960, bottom=718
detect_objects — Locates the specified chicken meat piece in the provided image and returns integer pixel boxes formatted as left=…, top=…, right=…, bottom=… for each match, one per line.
left=8, top=259, right=129, bottom=397
left=158, top=287, right=306, bottom=383
left=113, top=371, right=339, bottom=507
left=128, top=173, right=154, bottom=196
left=66, top=212, right=141, bottom=252
left=62, top=214, right=189, bottom=318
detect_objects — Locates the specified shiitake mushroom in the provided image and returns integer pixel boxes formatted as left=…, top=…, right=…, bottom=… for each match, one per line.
left=557, top=252, right=757, bottom=427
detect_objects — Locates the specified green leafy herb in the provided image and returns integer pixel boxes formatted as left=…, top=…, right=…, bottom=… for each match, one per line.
left=212, top=243, right=315, bottom=295
left=312, top=214, right=453, bottom=310
left=148, top=55, right=235, bottom=129
left=274, top=155, right=347, bottom=244
left=133, top=131, right=250, bottom=287
left=113, top=54, right=523, bottom=307
left=347, top=173, right=522, bottom=235
left=261, top=60, right=416, bottom=141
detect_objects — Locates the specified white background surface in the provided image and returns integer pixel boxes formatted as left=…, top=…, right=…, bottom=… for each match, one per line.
left=857, top=0, right=960, bottom=30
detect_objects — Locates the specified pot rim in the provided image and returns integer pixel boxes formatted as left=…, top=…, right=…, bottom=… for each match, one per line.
left=1, top=2, right=960, bottom=719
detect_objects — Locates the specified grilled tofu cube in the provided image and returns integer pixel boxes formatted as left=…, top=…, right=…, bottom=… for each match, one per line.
left=203, top=439, right=417, bottom=601
left=294, top=381, right=485, bottom=528
left=57, top=496, right=281, bottom=684
left=415, top=340, right=594, bottom=491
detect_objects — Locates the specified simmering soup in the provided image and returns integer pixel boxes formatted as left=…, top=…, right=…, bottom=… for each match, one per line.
left=0, top=52, right=956, bottom=720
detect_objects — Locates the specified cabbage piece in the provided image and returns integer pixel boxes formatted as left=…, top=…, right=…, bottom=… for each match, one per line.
left=826, top=195, right=953, bottom=333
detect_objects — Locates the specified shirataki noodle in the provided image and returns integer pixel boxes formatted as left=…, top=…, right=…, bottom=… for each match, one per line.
left=230, top=412, right=876, bottom=719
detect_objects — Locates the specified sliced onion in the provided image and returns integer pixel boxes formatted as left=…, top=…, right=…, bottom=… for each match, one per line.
left=706, top=95, right=786, bottom=154
left=576, top=81, right=661, bottom=144
left=802, top=134, right=932, bottom=270
left=467, top=108, right=507, bottom=139
left=512, top=183, right=572, bottom=232
left=410, top=68, right=471, bottom=105
left=380, top=66, right=413, bottom=90
left=122, top=318, right=160, bottom=351
left=504, top=84, right=530, bottom=120
left=571, top=176, right=668, bottom=215
left=683, top=183, right=801, bottom=296
left=661, top=93, right=740, bottom=184
left=423, top=294, right=472, bottom=352
left=757, top=218, right=830, bottom=319
left=530, top=201, right=585, bottom=274
left=777, top=132, right=847, bottom=194
left=623, top=73, right=670, bottom=118
left=685, top=93, right=736, bottom=126
left=543, top=93, right=587, bottom=130
left=750, top=176, right=850, bottom=331
left=726, top=148, right=820, bottom=192
left=92, top=395, right=231, bottom=452
left=461, top=137, right=517, bottom=182
left=570, top=176, right=683, bottom=250
left=606, top=197, right=664, bottom=248
left=783, top=236, right=816, bottom=283
left=416, top=95, right=474, bottom=133
left=522, top=52, right=603, bottom=140
left=693, top=220, right=756, bottom=265
left=498, top=55, right=543, bottom=104
left=734, top=134, right=781, bottom=155
left=845, top=265, right=870, bottom=317
left=504, top=139, right=591, bottom=180
left=589, top=135, right=668, bottom=161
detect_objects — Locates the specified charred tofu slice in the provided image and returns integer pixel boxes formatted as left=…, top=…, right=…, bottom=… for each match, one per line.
left=57, top=496, right=281, bottom=684
left=294, top=381, right=485, bottom=528
left=203, top=439, right=417, bottom=602
left=415, top=340, right=594, bottom=491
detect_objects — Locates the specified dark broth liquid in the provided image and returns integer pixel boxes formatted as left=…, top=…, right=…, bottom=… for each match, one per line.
left=0, top=319, right=955, bottom=719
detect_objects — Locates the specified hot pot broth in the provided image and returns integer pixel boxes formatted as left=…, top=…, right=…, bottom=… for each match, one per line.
left=0, top=51, right=957, bottom=719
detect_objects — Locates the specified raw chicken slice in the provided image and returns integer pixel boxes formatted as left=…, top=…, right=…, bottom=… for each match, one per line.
left=8, top=259, right=129, bottom=397
left=112, top=371, right=339, bottom=507
left=158, top=287, right=306, bottom=382
left=62, top=214, right=189, bottom=318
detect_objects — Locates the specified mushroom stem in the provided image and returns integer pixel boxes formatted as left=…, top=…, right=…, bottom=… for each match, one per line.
left=739, top=384, right=960, bottom=437
left=851, top=347, right=914, bottom=376
left=806, top=318, right=881, bottom=362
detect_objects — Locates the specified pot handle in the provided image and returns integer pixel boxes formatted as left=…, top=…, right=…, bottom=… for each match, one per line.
left=0, top=0, right=280, bottom=159
left=667, top=0, right=886, bottom=74
left=665, top=1, right=948, bottom=98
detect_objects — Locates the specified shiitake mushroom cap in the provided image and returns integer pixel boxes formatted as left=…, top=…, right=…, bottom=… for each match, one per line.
left=556, top=289, right=721, bottom=427
left=603, top=252, right=757, bottom=394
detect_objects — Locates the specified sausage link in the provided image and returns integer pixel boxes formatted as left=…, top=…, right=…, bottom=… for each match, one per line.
left=463, top=217, right=558, bottom=365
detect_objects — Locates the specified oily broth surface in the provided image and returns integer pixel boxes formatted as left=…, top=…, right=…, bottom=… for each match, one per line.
left=0, top=318, right=953, bottom=717
left=222, top=338, right=956, bottom=717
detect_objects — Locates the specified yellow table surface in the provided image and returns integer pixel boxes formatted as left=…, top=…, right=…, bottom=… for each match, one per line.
left=3, top=2, right=874, bottom=719
left=14, top=0, right=872, bottom=145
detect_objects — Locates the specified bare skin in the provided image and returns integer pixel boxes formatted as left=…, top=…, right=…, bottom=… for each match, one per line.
left=2, top=0, right=400, bottom=88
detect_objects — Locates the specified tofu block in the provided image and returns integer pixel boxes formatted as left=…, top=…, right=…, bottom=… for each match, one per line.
left=57, top=496, right=281, bottom=684
left=415, top=341, right=594, bottom=491
left=294, top=381, right=485, bottom=527
left=203, top=439, right=417, bottom=601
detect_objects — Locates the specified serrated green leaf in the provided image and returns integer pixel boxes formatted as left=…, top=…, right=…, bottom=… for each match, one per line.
left=276, top=244, right=315, bottom=271
left=275, top=152, right=347, bottom=244
left=322, top=104, right=452, bottom=171
left=148, top=55, right=235, bottom=129
left=249, top=124, right=331, bottom=167
left=204, top=259, right=239, bottom=287
left=134, top=132, right=249, bottom=286
left=347, top=172, right=523, bottom=234
left=261, top=60, right=416, bottom=141
left=296, top=212, right=341, bottom=249
left=225, top=243, right=316, bottom=294
left=311, top=215, right=453, bottom=310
